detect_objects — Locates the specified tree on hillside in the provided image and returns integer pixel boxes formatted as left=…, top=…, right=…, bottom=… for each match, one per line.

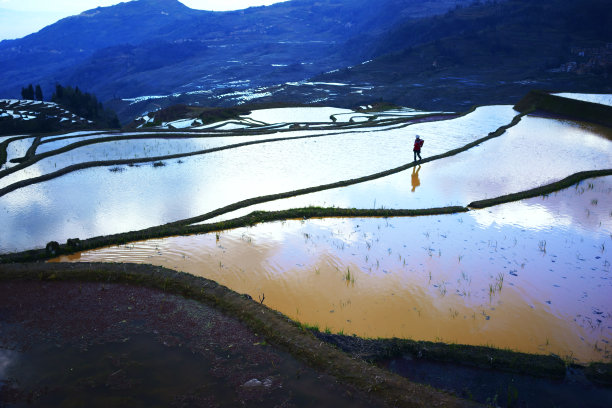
left=35, top=85, right=43, bottom=101
left=21, top=84, right=34, bottom=100
left=55, top=84, right=64, bottom=100
left=51, top=84, right=120, bottom=128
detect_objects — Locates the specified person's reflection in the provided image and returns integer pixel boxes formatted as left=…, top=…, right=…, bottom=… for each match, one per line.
left=411, top=165, right=421, bottom=192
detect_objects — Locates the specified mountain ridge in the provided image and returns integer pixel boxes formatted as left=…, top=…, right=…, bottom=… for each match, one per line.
left=0, top=0, right=468, bottom=107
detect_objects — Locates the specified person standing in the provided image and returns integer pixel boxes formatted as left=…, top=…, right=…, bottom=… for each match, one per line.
left=413, top=135, right=424, bottom=162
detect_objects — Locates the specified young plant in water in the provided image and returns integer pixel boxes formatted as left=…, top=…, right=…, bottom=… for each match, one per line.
left=538, top=240, right=547, bottom=253
left=496, top=272, right=504, bottom=292
left=344, top=267, right=355, bottom=284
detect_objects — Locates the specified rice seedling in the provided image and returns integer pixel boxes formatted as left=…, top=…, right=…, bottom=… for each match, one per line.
left=344, top=267, right=355, bottom=284
left=496, top=272, right=504, bottom=291
left=300, top=322, right=319, bottom=332
left=538, top=240, right=547, bottom=253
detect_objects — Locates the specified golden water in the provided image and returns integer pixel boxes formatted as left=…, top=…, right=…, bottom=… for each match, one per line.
left=52, top=178, right=612, bottom=363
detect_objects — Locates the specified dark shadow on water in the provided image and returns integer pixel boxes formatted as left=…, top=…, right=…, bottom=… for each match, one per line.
left=382, top=356, right=612, bottom=408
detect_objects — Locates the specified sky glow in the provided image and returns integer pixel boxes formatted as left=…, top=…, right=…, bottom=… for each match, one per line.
left=0, top=0, right=290, bottom=40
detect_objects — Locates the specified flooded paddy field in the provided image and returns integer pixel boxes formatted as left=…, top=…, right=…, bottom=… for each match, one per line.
left=2, top=99, right=612, bottom=405
left=0, top=106, right=514, bottom=253
left=203, top=115, right=612, bottom=222
left=55, top=176, right=612, bottom=364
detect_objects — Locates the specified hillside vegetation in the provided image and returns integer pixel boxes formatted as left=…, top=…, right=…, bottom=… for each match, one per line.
left=309, top=0, right=611, bottom=110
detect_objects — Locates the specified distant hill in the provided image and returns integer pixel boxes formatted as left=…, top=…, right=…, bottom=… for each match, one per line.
left=299, top=0, right=612, bottom=110
left=0, top=0, right=468, bottom=115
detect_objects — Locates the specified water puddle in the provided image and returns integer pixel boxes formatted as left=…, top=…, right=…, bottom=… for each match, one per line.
left=54, top=177, right=612, bottom=363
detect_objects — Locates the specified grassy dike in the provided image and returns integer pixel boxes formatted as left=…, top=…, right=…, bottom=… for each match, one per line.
left=312, top=332, right=567, bottom=379
left=0, top=262, right=479, bottom=408
left=0, top=206, right=469, bottom=264
left=468, top=169, right=612, bottom=209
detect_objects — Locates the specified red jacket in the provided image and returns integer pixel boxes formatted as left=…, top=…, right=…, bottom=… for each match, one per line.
left=413, top=138, right=424, bottom=151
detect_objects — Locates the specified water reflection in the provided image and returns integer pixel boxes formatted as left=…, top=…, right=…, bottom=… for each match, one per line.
left=411, top=165, right=421, bottom=192
left=204, top=115, right=612, bottom=223
left=0, top=106, right=517, bottom=253
left=54, top=177, right=612, bottom=363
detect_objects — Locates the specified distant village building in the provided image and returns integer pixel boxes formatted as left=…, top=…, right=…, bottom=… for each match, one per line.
left=560, top=44, right=612, bottom=75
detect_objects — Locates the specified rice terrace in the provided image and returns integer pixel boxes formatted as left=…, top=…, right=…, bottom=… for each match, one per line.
left=1, top=88, right=612, bottom=407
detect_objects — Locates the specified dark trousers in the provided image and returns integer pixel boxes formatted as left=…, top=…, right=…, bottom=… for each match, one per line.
left=413, top=150, right=421, bottom=161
